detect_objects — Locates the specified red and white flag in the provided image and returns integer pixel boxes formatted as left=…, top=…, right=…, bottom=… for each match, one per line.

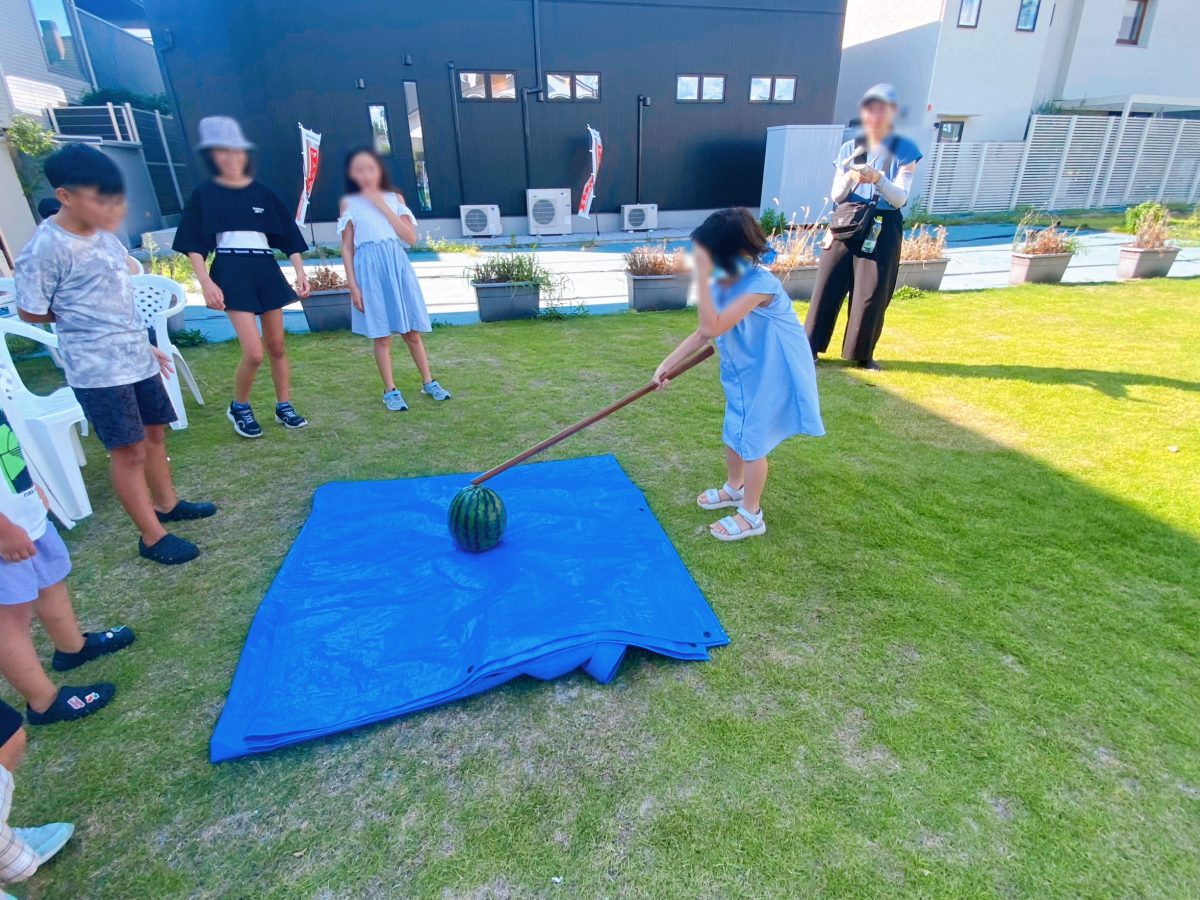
left=295, top=123, right=322, bottom=226
left=578, top=125, right=603, bottom=219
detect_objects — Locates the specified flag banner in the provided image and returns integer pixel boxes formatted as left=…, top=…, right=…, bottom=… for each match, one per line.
left=295, top=124, right=322, bottom=226
left=578, top=125, right=603, bottom=219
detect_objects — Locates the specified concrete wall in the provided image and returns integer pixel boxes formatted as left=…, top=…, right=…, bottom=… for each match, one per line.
left=0, top=0, right=93, bottom=123
left=77, top=9, right=165, bottom=97
left=1057, top=0, right=1199, bottom=102
left=0, top=140, right=37, bottom=256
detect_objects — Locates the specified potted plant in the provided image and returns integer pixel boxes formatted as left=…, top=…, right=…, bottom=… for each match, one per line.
left=467, top=253, right=564, bottom=322
left=624, top=243, right=690, bottom=311
left=767, top=221, right=822, bottom=300
left=896, top=225, right=949, bottom=291
left=1009, top=212, right=1079, bottom=285
left=1117, top=202, right=1179, bottom=280
left=298, top=265, right=352, bottom=332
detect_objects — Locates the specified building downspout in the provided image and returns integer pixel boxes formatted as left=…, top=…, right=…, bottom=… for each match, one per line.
left=447, top=62, right=467, bottom=205
left=531, top=0, right=543, bottom=101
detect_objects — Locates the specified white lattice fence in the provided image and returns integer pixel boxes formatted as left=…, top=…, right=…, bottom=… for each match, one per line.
left=918, top=114, right=1200, bottom=214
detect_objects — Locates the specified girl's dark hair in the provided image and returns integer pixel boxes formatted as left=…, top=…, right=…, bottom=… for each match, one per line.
left=690, top=208, right=768, bottom=275
left=200, top=148, right=254, bottom=178
left=343, top=146, right=397, bottom=195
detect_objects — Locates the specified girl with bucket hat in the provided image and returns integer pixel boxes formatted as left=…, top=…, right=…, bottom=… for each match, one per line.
left=805, top=84, right=923, bottom=371
left=174, top=116, right=312, bottom=438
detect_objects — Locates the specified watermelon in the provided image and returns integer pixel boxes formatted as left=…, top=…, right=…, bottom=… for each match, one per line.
left=448, top=485, right=507, bottom=552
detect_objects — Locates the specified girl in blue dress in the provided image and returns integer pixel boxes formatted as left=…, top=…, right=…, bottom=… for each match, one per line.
left=654, top=209, right=824, bottom=541
left=339, top=148, right=450, bottom=411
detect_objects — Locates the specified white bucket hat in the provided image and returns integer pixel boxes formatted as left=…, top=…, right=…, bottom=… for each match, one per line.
left=195, top=116, right=255, bottom=151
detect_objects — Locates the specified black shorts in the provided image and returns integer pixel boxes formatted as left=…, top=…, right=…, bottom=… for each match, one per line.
left=73, top=376, right=177, bottom=450
left=211, top=250, right=297, bottom=314
left=0, top=698, right=22, bottom=746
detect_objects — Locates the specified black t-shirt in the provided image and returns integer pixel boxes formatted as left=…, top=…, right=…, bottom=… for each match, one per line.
left=172, top=180, right=308, bottom=257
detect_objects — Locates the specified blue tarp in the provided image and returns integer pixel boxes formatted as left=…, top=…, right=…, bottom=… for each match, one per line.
left=211, top=454, right=728, bottom=761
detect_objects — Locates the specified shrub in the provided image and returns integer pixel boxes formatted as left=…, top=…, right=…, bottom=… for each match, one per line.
left=142, top=234, right=196, bottom=289
left=1013, top=210, right=1080, bottom=256
left=892, top=284, right=926, bottom=302
left=306, top=266, right=348, bottom=292
left=901, top=225, right=947, bottom=262
left=467, top=253, right=569, bottom=302
left=759, top=207, right=789, bottom=237
left=625, top=243, right=687, bottom=276
left=418, top=235, right=480, bottom=255
left=1125, top=202, right=1172, bottom=250
left=5, top=114, right=56, bottom=199
left=170, top=328, right=209, bottom=347
left=768, top=227, right=821, bottom=273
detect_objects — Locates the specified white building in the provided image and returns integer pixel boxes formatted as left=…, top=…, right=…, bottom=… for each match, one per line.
left=0, top=0, right=97, bottom=258
left=835, top=0, right=1200, bottom=147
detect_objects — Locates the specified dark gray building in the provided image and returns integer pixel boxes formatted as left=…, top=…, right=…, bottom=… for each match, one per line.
left=144, top=0, right=846, bottom=222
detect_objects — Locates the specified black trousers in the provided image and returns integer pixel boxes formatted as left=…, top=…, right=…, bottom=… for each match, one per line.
left=805, top=209, right=903, bottom=362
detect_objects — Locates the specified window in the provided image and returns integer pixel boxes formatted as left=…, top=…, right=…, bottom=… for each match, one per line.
left=937, top=120, right=964, bottom=143
left=1015, top=0, right=1041, bottom=30
left=1117, top=0, right=1148, bottom=44
left=749, top=76, right=796, bottom=104
left=676, top=74, right=725, bottom=103
left=367, top=104, right=392, bottom=156
left=957, top=0, right=981, bottom=27
left=458, top=71, right=516, bottom=101
left=402, top=82, right=432, bottom=211
left=545, top=72, right=600, bottom=102
left=489, top=72, right=516, bottom=100
left=28, top=0, right=87, bottom=79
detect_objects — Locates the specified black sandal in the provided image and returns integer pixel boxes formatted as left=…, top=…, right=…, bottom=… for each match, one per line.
left=27, top=683, right=115, bottom=725
left=138, top=533, right=199, bottom=565
left=156, top=500, right=218, bottom=523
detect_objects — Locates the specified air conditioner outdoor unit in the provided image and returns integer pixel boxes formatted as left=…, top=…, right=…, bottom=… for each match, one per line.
left=526, top=189, right=572, bottom=236
left=621, top=203, right=658, bottom=231
left=459, top=204, right=502, bottom=237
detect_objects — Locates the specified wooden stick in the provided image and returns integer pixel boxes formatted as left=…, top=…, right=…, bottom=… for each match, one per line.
left=471, top=345, right=715, bottom=487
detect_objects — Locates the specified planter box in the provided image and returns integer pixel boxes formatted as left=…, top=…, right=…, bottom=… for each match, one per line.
left=896, top=258, right=949, bottom=292
left=472, top=281, right=541, bottom=322
left=1117, top=244, right=1179, bottom=280
left=300, top=289, right=352, bottom=332
left=626, top=273, right=690, bottom=311
left=774, top=266, right=819, bottom=300
left=1009, top=252, right=1073, bottom=285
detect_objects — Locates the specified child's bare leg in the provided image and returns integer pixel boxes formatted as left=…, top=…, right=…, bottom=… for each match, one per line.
left=401, top=331, right=433, bottom=384
left=373, top=337, right=396, bottom=391
left=260, top=310, right=291, bottom=403
left=0, top=604, right=58, bottom=713
left=741, top=457, right=768, bottom=514
left=228, top=311, right=264, bottom=404
left=110, top=441, right=168, bottom=545
left=0, top=726, right=26, bottom=771
left=143, top=425, right=178, bottom=514
left=31, top=581, right=84, bottom=655
left=696, top=446, right=746, bottom=506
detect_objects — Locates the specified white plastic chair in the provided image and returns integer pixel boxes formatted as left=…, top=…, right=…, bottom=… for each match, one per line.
left=0, top=277, right=66, bottom=369
left=0, top=318, right=91, bottom=523
left=130, top=275, right=204, bottom=430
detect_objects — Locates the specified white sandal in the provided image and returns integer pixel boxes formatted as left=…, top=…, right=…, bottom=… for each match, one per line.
left=711, top=506, right=766, bottom=542
left=697, top=481, right=744, bottom=511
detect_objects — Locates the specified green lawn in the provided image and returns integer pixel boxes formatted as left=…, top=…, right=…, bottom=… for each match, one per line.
left=5, top=279, right=1199, bottom=898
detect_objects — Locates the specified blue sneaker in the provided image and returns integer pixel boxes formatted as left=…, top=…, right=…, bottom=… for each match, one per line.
left=274, top=402, right=308, bottom=429
left=422, top=380, right=451, bottom=401
left=13, top=822, right=74, bottom=865
left=383, top=389, right=408, bottom=411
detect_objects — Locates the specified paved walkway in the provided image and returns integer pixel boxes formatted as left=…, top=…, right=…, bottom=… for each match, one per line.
left=177, top=227, right=1199, bottom=341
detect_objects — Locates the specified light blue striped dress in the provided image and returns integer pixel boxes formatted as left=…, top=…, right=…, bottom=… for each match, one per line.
left=337, top=193, right=431, bottom=337
left=714, top=266, right=824, bottom=460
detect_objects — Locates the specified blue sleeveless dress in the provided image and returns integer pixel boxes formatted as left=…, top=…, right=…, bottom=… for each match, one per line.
left=713, top=266, right=824, bottom=459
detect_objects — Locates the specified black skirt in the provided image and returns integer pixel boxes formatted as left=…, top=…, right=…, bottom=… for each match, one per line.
left=210, top=249, right=298, bottom=314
